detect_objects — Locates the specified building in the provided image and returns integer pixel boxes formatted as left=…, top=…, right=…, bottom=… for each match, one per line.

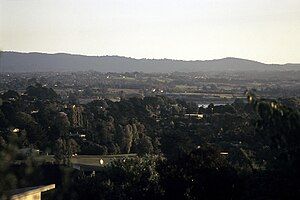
left=18, top=148, right=40, bottom=157
left=184, top=113, right=204, bottom=119
left=9, top=184, right=55, bottom=200
left=71, top=154, right=138, bottom=175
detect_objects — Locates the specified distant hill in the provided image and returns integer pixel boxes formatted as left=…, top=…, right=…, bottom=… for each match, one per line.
left=1, top=51, right=299, bottom=73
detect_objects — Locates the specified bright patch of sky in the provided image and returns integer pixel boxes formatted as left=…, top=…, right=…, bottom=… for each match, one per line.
left=1, top=0, right=299, bottom=63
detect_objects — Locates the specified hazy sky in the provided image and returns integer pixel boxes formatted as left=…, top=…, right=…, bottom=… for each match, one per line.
left=1, top=0, right=300, bottom=63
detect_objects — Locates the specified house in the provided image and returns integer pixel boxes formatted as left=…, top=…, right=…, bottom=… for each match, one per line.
left=9, top=184, right=55, bottom=200
left=184, top=113, right=204, bottom=119
left=71, top=154, right=138, bottom=175
left=18, top=148, right=40, bottom=156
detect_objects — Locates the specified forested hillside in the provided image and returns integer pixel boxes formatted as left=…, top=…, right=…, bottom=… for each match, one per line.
left=2, top=52, right=300, bottom=72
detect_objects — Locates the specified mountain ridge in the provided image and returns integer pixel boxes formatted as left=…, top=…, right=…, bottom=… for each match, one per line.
left=1, top=51, right=299, bottom=73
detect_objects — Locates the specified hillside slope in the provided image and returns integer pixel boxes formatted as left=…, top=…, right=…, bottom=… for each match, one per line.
left=1, top=52, right=299, bottom=73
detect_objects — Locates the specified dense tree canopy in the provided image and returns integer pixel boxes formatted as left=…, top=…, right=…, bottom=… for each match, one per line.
left=0, top=86, right=299, bottom=199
